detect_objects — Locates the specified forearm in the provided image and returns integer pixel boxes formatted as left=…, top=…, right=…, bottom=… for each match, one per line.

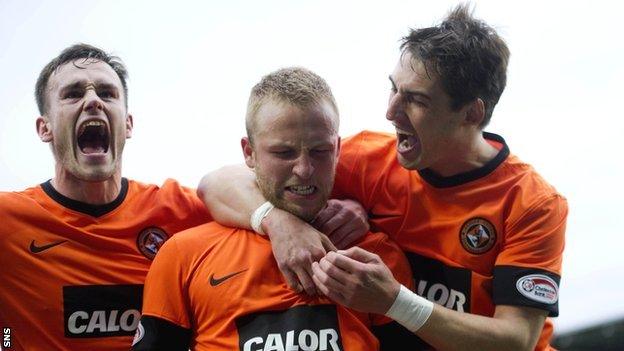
left=415, top=304, right=546, bottom=351
left=197, top=164, right=264, bottom=229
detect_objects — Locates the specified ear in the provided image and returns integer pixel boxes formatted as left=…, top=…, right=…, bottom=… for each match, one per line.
left=241, top=137, right=255, bottom=169
left=36, top=116, right=53, bottom=142
left=464, top=98, right=485, bottom=126
left=125, top=114, right=134, bottom=138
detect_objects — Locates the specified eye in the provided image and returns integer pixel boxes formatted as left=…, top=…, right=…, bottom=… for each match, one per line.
left=405, top=94, right=427, bottom=107
left=271, top=150, right=295, bottom=159
left=98, top=90, right=116, bottom=99
left=312, top=148, right=332, bottom=155
left=63, top=89, right=83, bottom=99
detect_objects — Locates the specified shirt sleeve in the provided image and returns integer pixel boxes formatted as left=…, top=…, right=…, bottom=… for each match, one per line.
left=493, top=194, right=568, bottom=316
left=141, top=236, right=193, bottom=330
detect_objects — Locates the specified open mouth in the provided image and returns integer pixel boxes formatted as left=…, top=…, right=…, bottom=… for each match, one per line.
left=396, top=129, right=419, bottom=153
left=286, top=185, right=317, bottom=196
left=77, top=120, right=110, bottom=154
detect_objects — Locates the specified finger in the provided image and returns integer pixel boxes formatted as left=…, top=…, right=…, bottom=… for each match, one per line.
left=312, top=261, right=345, bottom=292
left=312, top=268, right=331, bottom=296
left=320, top=234, right=337, bottom=252
left=312, top=201, right=339, bottom=228
left=331, top=228, right=361, bottom=250
left=292, top=266, right=318, bottom=296
left=325, top=250, right=370, bottom=273
left=336, top=246, right=380, bottom=263
left=316, top=212, right=347, bottom=236
left=318, top=255, right=354, bottom=285
left=312, top=262, right=346, bottom=303
left=280, top=267, right=303, bottom=293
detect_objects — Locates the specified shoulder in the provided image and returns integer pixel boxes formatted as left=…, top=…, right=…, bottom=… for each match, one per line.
left=126, top=178, right=203, bottom=210
left=166, top=222, right=262, bottom=256
left=342, top=130, right=396, bottom=157
left=168, top=222, right=231, bottom=250
left=127, top=178, right=194, bottom=196
left=0, top=184, right=44, bottom=212
left=338, top=130, right=403, bottom=178
left=499, top=154, right=567, bottom=211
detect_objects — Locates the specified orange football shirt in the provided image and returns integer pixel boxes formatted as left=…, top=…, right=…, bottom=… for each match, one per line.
left=0, top=178, right=210, bottom=350
left=332, top=131, right=567, bottom=351
left=137, top=222, right=413, bottom=350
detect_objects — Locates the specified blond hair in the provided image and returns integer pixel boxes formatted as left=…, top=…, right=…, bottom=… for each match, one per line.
left=246, top=67, right=339, bottom=142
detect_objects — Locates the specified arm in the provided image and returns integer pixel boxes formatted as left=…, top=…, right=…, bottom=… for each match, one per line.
left=197, top=164, right=369, bottom=293
left=132, top=316, right=191, bottom=351
left=197, top=164, right=260, bottom=228
left=312, top=248, right=547, bottom=351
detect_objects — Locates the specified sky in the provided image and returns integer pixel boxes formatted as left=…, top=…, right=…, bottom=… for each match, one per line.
left=1, top=0, right=623, bottom=334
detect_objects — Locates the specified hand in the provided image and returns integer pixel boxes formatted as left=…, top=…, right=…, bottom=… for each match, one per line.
left=264, top=208, right=336, bottom=295
left=311, top=246, right=400, bottom=315
left=312, top=199, right=370, bottom=249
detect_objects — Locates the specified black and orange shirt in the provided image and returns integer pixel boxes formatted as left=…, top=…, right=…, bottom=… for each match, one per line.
left=0, top=178, right=210, bottom=351
left=332, top=131, right=567, bottom=351
left=133, top=222, right=413, bottom=351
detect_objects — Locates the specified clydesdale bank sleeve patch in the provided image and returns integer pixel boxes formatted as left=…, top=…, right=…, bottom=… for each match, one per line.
left=516, top=274, right=559, bottom=305
left=493, top=266, right=560, bottom=316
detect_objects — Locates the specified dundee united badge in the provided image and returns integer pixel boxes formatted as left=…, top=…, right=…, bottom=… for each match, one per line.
left=137, top=227, right=168, bottom=260
left=460, top=217, right=497, bottom=254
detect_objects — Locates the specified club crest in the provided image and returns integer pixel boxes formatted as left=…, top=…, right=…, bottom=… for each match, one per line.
left=136, top=227, right=168, bottom=260
left=459, top=217, right=496, bottom=254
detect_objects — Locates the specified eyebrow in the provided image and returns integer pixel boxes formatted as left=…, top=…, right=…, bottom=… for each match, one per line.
left=388, top=75, right=432, bottom=102
left=59, top=81, right=119, bottom=92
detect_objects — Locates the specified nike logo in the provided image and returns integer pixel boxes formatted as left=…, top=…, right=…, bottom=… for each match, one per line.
left=29, top=239, right=68, bottom=253
left=209, top=269, right=248, bottom=286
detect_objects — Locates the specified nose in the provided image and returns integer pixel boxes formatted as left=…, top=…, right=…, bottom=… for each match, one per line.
left=292, top=154, right=314, bottom=180
left=386, top=93, right=403, bottom=122
left=83, top=88, right=104, bottom=114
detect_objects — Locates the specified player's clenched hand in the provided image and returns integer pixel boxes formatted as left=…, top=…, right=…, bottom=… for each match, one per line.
left=264, top=208, right=336, bottom=295
left=311, top=247, right=400, bottom=315
left=312, top=199, right=369, bottom=249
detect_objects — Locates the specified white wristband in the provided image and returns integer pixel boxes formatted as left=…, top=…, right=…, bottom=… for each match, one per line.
left=250, top=201, right=274, bottom=235
left=385, top=284, right=434, bottom=332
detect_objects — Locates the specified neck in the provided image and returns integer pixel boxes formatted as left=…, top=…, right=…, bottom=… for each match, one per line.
left=51, top=168, right=123, bottom=205
left=428, top=131, right=498, bottom=177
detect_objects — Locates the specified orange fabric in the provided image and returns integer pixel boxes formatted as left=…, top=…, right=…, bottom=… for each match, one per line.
left=332, top=131, right=567, bottom=351
left=0, top=179, right=210, bottom=351
left=141, top=222, right=413, bottom=350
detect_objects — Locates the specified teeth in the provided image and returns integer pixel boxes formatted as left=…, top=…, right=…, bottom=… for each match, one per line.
left=400, top=138, right=411, bottom=148
left=289, top=185, right=315, bottom=195
left=78, top=120, right=106, bottom=135
left=396, top=129, right=414, bottom=136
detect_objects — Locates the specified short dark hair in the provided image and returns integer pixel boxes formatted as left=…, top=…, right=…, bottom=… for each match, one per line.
left=35, top=43, right=129, bottom=114
left=401, top=4, right=509, bottom=127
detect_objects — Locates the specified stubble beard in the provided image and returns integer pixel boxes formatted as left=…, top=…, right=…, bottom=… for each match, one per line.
left=255, top=172, right=326, bottom=223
